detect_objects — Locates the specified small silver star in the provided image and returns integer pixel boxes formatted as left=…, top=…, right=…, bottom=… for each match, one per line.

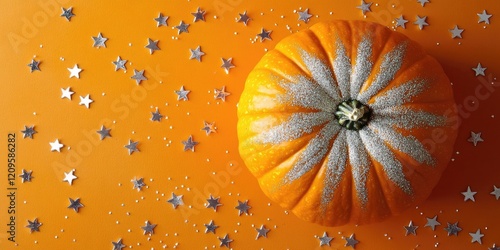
left=395, top=15, right=409, bottom=29
left=298, top=8, right=312, bottom=23
left=175, top=86, right=190, bottom=101
left=141, top=221, right=156, bottom=235
left=470, top=229, right=484, bottom=244
left=151, top=108, right=163, bottom=122
left=61, top=87, right=74, bottom=100
left=26, top=218, right=42, bottom=233
left=218, top=234, right=233, bottom=248
left=221, top=58, right=235, bottom=74
left=96, top=125, right=111, bottom=140
left=345, top=234, right=359, bottom=248
left=145, top=38, right=160, bottom=54
left=63, top=169, right=77, bottom=185
left=167, top=193, right=184, bottom=209
left=92, top=32, right=108, bottom=48
left=425, top=215, right=441, bottom=231
left=204, top=220, right=219, bottom=234
left=50, top=139, right=64, bottom=152
left=404, top=221, right=418, bottom=236
left=112, top=238, right=126, bottom=250
left=489, top=244, right=500, bottom=250
left=450, top=25, right=464, bottom=38
left=206, top=195, right=222, bottom=211
left=131, top=69, right=147, bottom=84
left=155, top=13, right=169, bottom=27
left=28, top=59, right=41, bottom=72
left=182, top=135, right=198, bottom=152
left=125, top=140, right=139, bottom=155
left=175, top=21, right=190, bottom=35
left=472, top=63, right=487, bottom=76
left=189, top=46, right=205, bottom=62
left=201, top=121, right=216, bottom=135
left=357, top=0, right=372, bottom=15
left=257, top=28, right=272, bottom=42
left=192, top=7, right=206, bottom=22
left=214, top=86, right=230, bottom=102
left=235, top=200, right=251, bottom=216
left=68, top=64, right=82, bottom=78
left=113, top=56, right=127, bottom=71
left=237, top=11, right=251, bottom=25
left=444, top=222, right=462, bottom=236
left=478, top=10, right=492, bottom=24
left=68, top=198, right=84, bottom=212
left=61, top=7, right=75, bottom=21
left=468, top=131, right=484, bottom=146
left=319, top=232, right=333, bottom=246
left=414, top=16, right=429, bottom=30
left=131, top=177, right=146, bottom=191
left=462, top=186, right=477, bottom=202
left=417, top=0, right=429, bottom=7
left=256, top=225, right=270, bottom=239
left=19, top=169, right=33, bottom=183
left=491, top=185, right=500, bottom=200
left=79, top=94, right=93, bottom=109
left=21, top=125, right=37, bottom=139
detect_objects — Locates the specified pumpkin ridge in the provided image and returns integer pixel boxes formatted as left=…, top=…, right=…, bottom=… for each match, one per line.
left=364, top=155, right=395, bottom=219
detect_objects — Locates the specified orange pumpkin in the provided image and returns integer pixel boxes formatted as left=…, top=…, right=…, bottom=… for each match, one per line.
left=237, top=20, right=458, bottom=226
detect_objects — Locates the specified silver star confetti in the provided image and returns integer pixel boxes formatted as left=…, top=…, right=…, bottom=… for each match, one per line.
left=357, top=0, right=372, bottom=15
left=63, top=169, right=77, bottom=185
left=113, top=56, right=127, bottom=71
left=478, top=10, right=492, bottom=24
left=256, top=225, right=270, bottom=239
left=319, top=232, right=333, bottom=246
left=68, top=198, right=84, bottom=212
left=19, top=169, right=33, bottom=183
left=182, top=135, right=198, bottom=152
left=221, top=58, right=234, bottom=74
left=214, top=86, right=230, bottom=101
left=145, top=38, right=160, bottom=54
left=404, top=221, right=418, bottom=236
left=206, top=195, right=222, bottom=211
left=298, top=8, right=312, bottom=23
left=395, top=15, right=409, bottom=29
left=235, top=200, right=251, bottom=216
left=175, top=86, right=190, bottom=101
left=462, top=186, right=477, bottom=202
left=414, top=16, right=428, bottom=30
left=417, top=0, right=429, bottom=6
left=491, top=185, right=500, bottom=200
left=112, top=239, right=126, bottom=250
left=468, top=131, right=484, bottom=146
left=154, top=13, right=169, bottom=27
left=257, top=28, right=272, bottom=42
left=175, top=21, right=189, bottom=34
left=345, top=234, right=359, bottom=248
left=201, top=121, right=216, bottom=135
left=61, top=7, right=75, bottom=21
left=167, top=193, right=184, bottom=209
left=131, top=69, right=147, bottom=84
left=218, top=234, right=233, bottom=248
left=125, top=140, right=139, bottom=155
left=61, top=87, right=74, bottom=100
left=50, top=139, right=64, bottom=152
left=472, top=63, right=487, bottom=76
left=141, top=221, right=156, bottom=235
left=489, top=244, right=500, bottom=250
left=444, top=222, right=462, bottom=236
left=79, top=94, right=93, bottom=108
left=470, top=229, right=484, bottom=244
left=26, top=218, right=42, bottom=233
left=189, top=46, right=205, bottom=62
left=450, top=25, right=464, bottom=38
left=21, top=125, right=37, bottom=139
left=204, top=220, right=219, bottom=234
left=97, top=125, right=111, bottom=140
left=151, top=108, right=163, bottom=122
left=425, top=215, right=441, bottom=231
left=68, top=64, right=82, bottom=78
left=237, top=11, right=251, bottom=25
left=191, top=7, right=206, bottom=22
left=28, top=59, right=41, bottom=72
left=92, top=32, right=108, bottom=48
left=131, top=177, right=145, bottom=191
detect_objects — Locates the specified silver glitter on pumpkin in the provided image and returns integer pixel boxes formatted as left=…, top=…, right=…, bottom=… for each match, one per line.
left=278, top=75, right=336, bottom=112
left=374, top=107, right=446, bottom=129
left=321, top=129, right=348, bottom=210
left=299, top=50, right=341, bottom=101
left=350, top=36, right=373, bottom=98
left=346, top=130, right=370, bottom=205
left=371, top=78, right=428, bottom=109
left=333, top=37, right=352, bottom=99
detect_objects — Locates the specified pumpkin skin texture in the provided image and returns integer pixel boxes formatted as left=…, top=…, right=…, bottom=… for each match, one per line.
left=237, top=20, right=458, bottom=226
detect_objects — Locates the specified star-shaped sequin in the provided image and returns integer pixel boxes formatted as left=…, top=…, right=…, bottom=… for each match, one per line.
left=151, top=108, right=163, bottom=122
left=414, top=16, right=428, bottom=30
left=357, top=0, right=372, bottom=15
left=131, top=177, right=145, bottom=191
left=298, top=9, right=312, bottom=23
left=189, top=46, right=205, bottom=62
left=257, top=28, right=272, bottom=42
left=192, top=7, right=206, bottom=22
left=478, top=10, right=492, bottom=24
left=61, top=7, right=75, bottom=21
left=112, top=238, right=126, bottom=250
left=404, top=221, right=418, bottom=236
left=79, top=94, right=93, bottom=109
left=97, top=125, right=111, bottom=140
left=395, top=15, right=409, bottom=29
left=28, top=59, right=41, bottom=72
left=61, top=87, right=74, bottom=100
left=462, top=186, right=477, bottom=202
left=206, top=195, right=222, bottom=211
left=92, top=32, right=108, bottom=48
left=221, top=58, right=234, bottom=74
left=201, top=121, right=216, bottom=135
left=175, top=21, right=190, bottom=34
left=19, top=169, right=33, bottom=183
left=256, top=225, right=270, bottom=239
left=214, top=86, right=230, bottom=101
left=50, top=139, right=64, bottom=152
left=167, top=193, right=184, bottom=209
left=145, top=38, right=160, bottom=54
left=141, top=221, right=156, bottom=235
left=63, top=169, right=77, bottom=185
left=237, top=11, right=251, bottom=25
left=468, top=131, right=484, bottom=146
left=472, top=63, right=487, bottom=76
left=319, top=232, right=333, bottom=246
left=470, top=229, right=484, bottom=244
left=68, top=198, right=84, bottom=212
left=489, top=244, right=500, bottom=250
left=235, top=200, right=251, bottom=216
left=131, top=69, right=147, bottom=84
left=113, top=56, right=127, bottom=71
left=21, top=125, right=37, bottom=139
left=345, top=234, right=359, bottom=248
left=491, top=185, right=500, bottom=200
left=450, top=25, right=464, bottom=38
left=417, top=0, right=429, bottom=7
left=175, top=86, right=190, bottom=101
left=68, top=64, right=82, bottom=78
left=26, top=218, right=42, bottom=233
left=182, top=135, right=198, bottom=152
left=444, top=222, right=462, bottom=236
left=218, top=234, right=233, bottom=248
left=204, top=220, right=219, bottom=234
left=425, top=215, right=441, bottom=231
left=154, top=13, right=169, bottom=27
left=125, top=140, right=139, bottom=155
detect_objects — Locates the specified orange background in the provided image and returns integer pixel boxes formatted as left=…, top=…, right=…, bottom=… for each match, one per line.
left=0, top=0, right=499, bottom=249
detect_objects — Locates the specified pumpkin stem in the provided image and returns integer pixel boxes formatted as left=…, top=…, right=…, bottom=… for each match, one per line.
left=334, top=99, right=372, bottom=131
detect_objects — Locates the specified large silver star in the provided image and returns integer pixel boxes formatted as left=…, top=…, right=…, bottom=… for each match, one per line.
left=298, top=9, right=312, bottom=23
left=257, top=28, right=272, bottom=42
left=131, top=69, right=147, bottom=84
left=469, top=229, right=484, bottom=244
left=28, top=59, right=41, bottom=72
left=175, top=86, right=190, bottom=101
left=344, top=234, right=359, bottom=248
left=414, top=16, right=429, bottom=30
left=68, top=64, right=82, bottom=78
left=472, top=63, right=487, bottom=76
left=189, top=46, right=205, bottom=62
left=79, top=94, right=93, bottom=109
left=61, top=7, right=75, bottom=21
left=404, top=221, right=418, bottom=236
left=112, top=238, right=126, bottom=250
left=92, top=32, right=108, bottom=48
left=145, top=38, right=160, bottom=54
left=175, top=21, right=190, bottom=34
left=50, top=139, right=64, bottom=152
left=425, top=215, right=441, bottom=231
left=151, top=108, right=163, bottom=122
left=214, top=86, right=230, bottom=102
left=61, top=87, right=74, bottom=100
left=204, top=220, right=219, bottom=234
left=68, top=198, right=84, bottom=212
left=26, top=218, right=42, bottom=233
left=235, top=200, right=251, bottom=216
left=478, top=10, right=492, bottom=24
left=113, top=56, right=127, bottom=71
left=444, top=222, right=462, bottom=236
left=167, top=193, right=184, bottom=209
left=357, top=0, right=372, bottom=15
left=237, top=11, right=251, bottom=25
left=131, top=177, right=145, bottom=191
left=21, top=125, right=37, bottom=139
left=141, top=221, right=156, bottom=235
left=206, top=195, right=222, bottom=211
left=450, top=25, right=464, bottom=38
left=182, top=135, right=198, bottom=152
left=191, top=7, right=206, bottom=22
left=154, top=13, right=169, bottom=27
left=218, top=234, right=233, bottom=248
left=256, top=225, right=270, bottom=239
left=319, top=232, right=333, bottom=246
left=63, top=169, right=78, bottom=185
left=468, top=131, right=484, bottom=146
left=462, top=186, right=477, bottom=202
left=491, top=185, right=500, bottom=200
left=125, top=140, right=139, bottom=155
left=221, top=58, right=235, bottom=74
left=19, top=169, right=33, bottom=183
left=395, top=15, right=409, bottom=29
left=97, top=125, right=111, bottom=140
left=417, top=0, right=429, bottom=6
